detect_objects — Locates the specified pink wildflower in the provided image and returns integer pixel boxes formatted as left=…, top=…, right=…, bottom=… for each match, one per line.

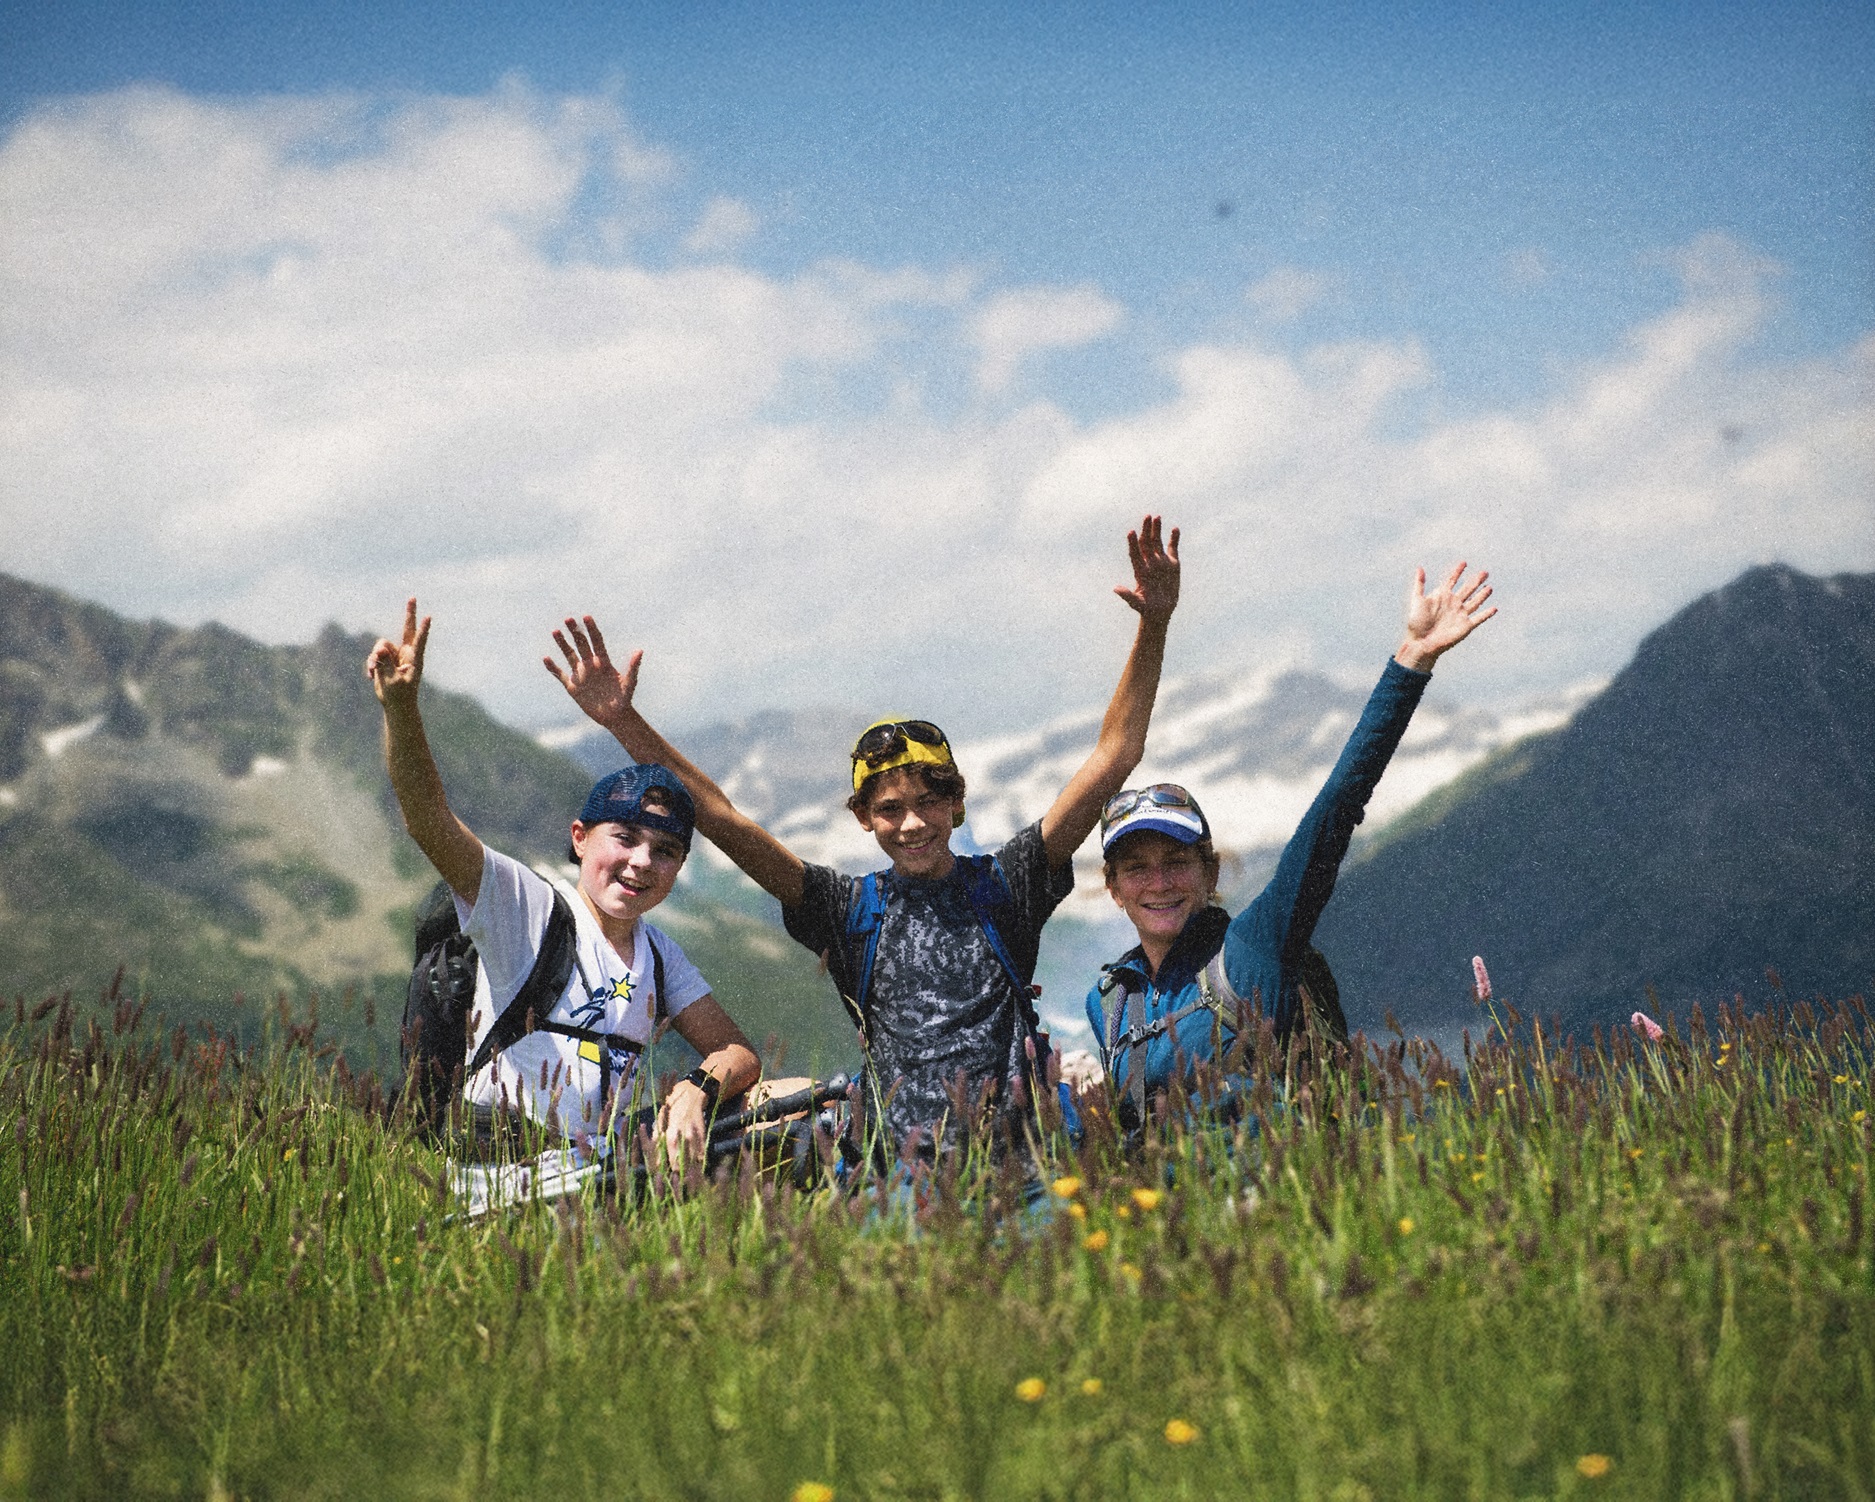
left=1631, top=1011, right=1665, bottom=1042
left=1471, top=955, right=1492, bottom=1003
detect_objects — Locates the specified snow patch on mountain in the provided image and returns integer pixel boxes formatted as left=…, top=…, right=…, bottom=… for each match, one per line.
left=540, top=667, right=1600, bottom=953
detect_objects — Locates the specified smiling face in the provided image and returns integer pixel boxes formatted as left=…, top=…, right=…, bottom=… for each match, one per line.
left=852, top=766, right=958, bottom=880
left=1105, top=831, right=1217, bottom=958
left=571, top=818, right=687, bottom=930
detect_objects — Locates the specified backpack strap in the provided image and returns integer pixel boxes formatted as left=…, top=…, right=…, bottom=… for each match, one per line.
left=841, top=870, right=892, bottom=1031
left=463, top=890, right=581, bottom=1081
left=652, top=939, right=668, bottom=1026
left=956, top=855, right=1027, bottom=999
left=1105, top=955, right=1243, bottom=1122
left=1095, top=965, right=1150, bottom=1124
left=960, top=854, right=1061, bottom=1110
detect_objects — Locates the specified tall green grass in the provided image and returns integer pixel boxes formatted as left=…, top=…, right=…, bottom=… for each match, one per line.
left=1, top=980, right=1869, bottom=1500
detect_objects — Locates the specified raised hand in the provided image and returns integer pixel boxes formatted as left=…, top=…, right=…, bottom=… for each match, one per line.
left=1114, top=514, right=1181, bottom=626
left=365, top=598, right=431, bottom=711
left=545, top=615, right=643, bottom=731
left=1397, top=562, right=1497, bottom=671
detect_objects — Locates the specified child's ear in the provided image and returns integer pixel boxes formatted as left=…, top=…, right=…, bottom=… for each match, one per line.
left=851, top=802, right=873, bottom=830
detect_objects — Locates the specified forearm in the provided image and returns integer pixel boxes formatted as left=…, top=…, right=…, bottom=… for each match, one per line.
left=380, top=701, right=483, bottom=898
left=1255, top=658, right=1428, bottom=955
left=1093, top=616, right=1169, bottom=776
left=1040, top=616, right=1170, bottom=864
left=698, top=1041, right=761, bottom=1097
left=591, top=704, right=806, bottom=905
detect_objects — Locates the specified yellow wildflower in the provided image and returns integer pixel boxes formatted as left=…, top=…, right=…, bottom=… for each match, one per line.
left=1051, top=1176, right=1083, bottom=1198
left=1015, top=1378, right=1046, bottom=1403
left=1068, top=1202, right=1087, bottom=1220
left=1575, top=1453, right=1614, bottom=1479
left=1833, top=1074, right=1849, bottom=1085
left=1120, top=1262, right=1142, bottom=1281
left=1628, top=1148, right=1644, bottom=1159
left=282, top=1148, right=296, bottom=1161
left=1398, top=1217, right=1415, bottom=1236
left=1471, top=1172, right=1485, bottom=1184
left=1116, top=1204, right=1132, bottom=1219
left=1131, top=1188, right=1163, bottom=1212
left=792, top=1484, right=835, bottom=1502
left=1080, top=1378, right=1103, bottom=1396
left=1164, top=1419, right=1200, bottom=1445
left=1853, top=1110, right=1867, bottom=1124
left=1083, top=1229, right=1110, bottom=1252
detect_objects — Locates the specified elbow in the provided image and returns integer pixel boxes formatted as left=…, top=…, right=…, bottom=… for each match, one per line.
left=1095, top=725, right=1147, bottom=774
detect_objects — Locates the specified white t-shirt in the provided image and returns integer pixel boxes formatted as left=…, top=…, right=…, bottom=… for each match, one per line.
left=456, top=846, right=709, bottom=1135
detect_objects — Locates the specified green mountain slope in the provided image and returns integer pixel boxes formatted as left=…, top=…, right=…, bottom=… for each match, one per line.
left=0, top=574, right=858, bottom=1075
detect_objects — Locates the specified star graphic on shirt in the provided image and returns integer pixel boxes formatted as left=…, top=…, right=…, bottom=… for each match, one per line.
left=570, top=970, right=634, bottom=1027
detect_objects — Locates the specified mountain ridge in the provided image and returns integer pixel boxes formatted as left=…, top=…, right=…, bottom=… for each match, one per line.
left=0, top=572, right=858, bottom=1072
left=1315, top=563, right=1875, bottom=1034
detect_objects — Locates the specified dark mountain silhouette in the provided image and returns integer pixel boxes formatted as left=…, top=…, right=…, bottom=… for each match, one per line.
left=1314, top=564, right=1875, bottom=1036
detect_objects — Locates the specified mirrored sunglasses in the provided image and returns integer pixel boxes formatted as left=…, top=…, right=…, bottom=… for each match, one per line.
left=1100, top=783, right=1201, bottom=832
left=852, top=719, right=950, bottom=767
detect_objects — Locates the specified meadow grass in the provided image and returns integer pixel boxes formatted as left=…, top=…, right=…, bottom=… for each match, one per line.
left=1, top=983, right=1870, bottom=1501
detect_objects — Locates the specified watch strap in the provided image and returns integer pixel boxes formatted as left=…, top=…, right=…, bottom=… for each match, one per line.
left=680, top=1067, right=721, bottom=1111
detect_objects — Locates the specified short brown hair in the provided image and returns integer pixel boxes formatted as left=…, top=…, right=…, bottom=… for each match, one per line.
left=847, top=760, right=968, bottom=818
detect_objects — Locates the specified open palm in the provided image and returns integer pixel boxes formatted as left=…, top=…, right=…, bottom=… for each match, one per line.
left=1114, top=513, right=1181, bottom=625
left=545, top=615, right=643, bottom=728
left=1400, top=563, right=1496, bottom=668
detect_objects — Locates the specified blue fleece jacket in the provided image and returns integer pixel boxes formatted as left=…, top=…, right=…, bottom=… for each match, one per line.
left=1086, top=657, right=1430, bottom=1098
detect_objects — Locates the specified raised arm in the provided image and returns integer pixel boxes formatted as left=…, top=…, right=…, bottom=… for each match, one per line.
left=545, top=618, right=808, bottom=909
left=1039, top=515, right=1181, bottom=868
left=366, top=599, right=485, bottom=902
left=1232, top=561, right=1498, bottom=991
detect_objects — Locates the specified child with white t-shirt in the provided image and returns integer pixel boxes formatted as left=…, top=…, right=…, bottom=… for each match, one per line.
left=368, top=599, right=759, bottom=1164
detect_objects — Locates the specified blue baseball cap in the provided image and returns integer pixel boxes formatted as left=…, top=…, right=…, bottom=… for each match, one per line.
left=573, top=764, right=696, bottom=853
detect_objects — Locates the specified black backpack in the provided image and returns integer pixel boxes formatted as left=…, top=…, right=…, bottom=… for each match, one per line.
left=400, top=879, right=667, bottom=1135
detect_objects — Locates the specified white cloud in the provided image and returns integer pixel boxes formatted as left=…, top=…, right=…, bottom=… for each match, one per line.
left=1245, top=265, right=1334, bottom=322
left=1, top=86, right=1868, bottom=738
left=969, top=283, right=1123, bottom=393
left=683, top=195, right=759, bottom=255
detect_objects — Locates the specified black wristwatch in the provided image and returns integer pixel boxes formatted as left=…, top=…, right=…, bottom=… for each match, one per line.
left=680, top=1067, right=721, bottom=1112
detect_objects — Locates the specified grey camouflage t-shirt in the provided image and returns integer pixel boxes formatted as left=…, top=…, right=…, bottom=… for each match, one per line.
left=782, top=821, right=1073, bottom=1153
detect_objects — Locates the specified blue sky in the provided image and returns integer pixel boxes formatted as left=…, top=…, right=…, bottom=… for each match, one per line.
left=1, top=1, right=1870, bottom=732
left=6, top=0, right=1867, bottom=412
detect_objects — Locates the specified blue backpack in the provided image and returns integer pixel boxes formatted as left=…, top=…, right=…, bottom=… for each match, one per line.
left=841, top=856, right=1080, bottom=1137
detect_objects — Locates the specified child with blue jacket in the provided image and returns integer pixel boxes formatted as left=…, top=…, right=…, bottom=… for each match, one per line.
left=1087, top=563, right=1496, bottom=1124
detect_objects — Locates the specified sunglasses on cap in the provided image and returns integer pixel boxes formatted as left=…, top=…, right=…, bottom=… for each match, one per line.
left=851, top=719, right=950, bottom=767
left=1099, top=783, right=1204, bottom=835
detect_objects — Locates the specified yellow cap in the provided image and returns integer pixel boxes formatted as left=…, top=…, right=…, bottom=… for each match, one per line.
left=849, top=717, right=956, bottom=792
